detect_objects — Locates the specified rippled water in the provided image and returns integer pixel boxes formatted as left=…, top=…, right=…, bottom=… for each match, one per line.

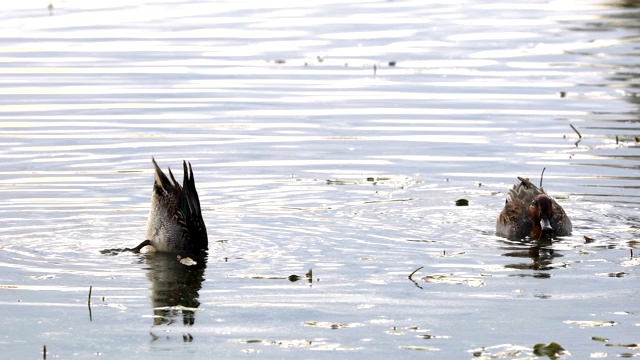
left=1, top=0, right=639, bottom=358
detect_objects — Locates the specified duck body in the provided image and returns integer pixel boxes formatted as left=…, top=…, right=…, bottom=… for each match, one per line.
left=145, top=158, right=208, bottom=255
left=496, top=177, right=572, bottom=240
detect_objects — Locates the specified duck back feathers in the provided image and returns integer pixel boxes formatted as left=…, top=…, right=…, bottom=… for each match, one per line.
left=496, top=177, right=572, bottom=240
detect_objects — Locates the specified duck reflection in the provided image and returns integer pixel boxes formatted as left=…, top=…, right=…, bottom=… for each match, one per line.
left=145, top=252, right=206, bottom=340
left=501, top=239, right=562, bottom=275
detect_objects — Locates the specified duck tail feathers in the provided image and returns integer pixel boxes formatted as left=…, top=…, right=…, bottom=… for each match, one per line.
left=152, top=157, right=174, bottom=193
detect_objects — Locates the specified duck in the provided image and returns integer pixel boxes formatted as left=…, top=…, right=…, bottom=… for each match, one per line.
left=496, top=176, right=572, bottom=240
left=130, top=158, right=208, bottom=255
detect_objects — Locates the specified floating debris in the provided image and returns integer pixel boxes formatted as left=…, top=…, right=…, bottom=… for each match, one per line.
left=422, top=273, right=484, bottom=287
left=455, top=199, right=469, bottom=206
left=570, top=124, right=582, bottom=147
left=29, top=275, right=55, bottom=280
left=469, top=344, right=530, bottom=358
left=533, top=342, right=567, bottom=359
left=178, top=256, right=197, bottom=266
left=564, top=320, right=617, bottom=328
left=400, top=345, right=439, bottom=351
left=621, top=258, right=640, bottom=267
left=231, top=338, right=312, bottom=348
left=304, top=321, right=363, bottom=329
left=288, top=269, right=312, bottom=283
left=604, top=343, right=639, bottom=349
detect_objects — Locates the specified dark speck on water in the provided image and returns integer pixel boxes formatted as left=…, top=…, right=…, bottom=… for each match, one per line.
left=0, top=0, right=639, bottom=359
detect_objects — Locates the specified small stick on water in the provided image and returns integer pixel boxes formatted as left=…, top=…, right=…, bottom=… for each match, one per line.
left=408, top=266, right=424, bottom=289
left=540, top=167, right=546, bottom=188
left=631, top=249, right=634, bottom=259
left=570, top=124, right=581, bottom=139
left=43, top=345, right=46, bottom=360
left=570, top=124, right=582, bottom=147
left=88, top=286, right=93, bottom=322
left=408, top=266, right=423, bottom=281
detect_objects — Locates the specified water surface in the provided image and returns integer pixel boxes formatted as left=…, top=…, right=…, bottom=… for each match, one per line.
left=0, top=0, right=639, bottom=358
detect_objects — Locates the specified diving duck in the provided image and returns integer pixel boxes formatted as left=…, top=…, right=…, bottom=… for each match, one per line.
left=496, top=176, right=572, bottom=240
left=131, top=158, right=208, bottom=255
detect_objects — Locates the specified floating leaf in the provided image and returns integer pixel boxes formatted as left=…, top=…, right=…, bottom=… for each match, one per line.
left=533, top=342, right=566, bottom=359
left=455, top=199, right=469, bottom=206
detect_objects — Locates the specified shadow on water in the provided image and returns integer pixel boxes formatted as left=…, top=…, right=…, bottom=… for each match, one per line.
left=500, top=239, right=563, bottom=276
left=144, top=252, right=206, bottom=342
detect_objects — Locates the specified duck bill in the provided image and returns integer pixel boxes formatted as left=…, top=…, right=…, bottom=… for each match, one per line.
left=540, top=218, right=553, bottom=232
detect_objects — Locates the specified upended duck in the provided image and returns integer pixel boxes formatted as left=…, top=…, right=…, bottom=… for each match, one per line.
left=130, top=158, right=208, bottom=255
left=496, top=176, right=572, bottom=240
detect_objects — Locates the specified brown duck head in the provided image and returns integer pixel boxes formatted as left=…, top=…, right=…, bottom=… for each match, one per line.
left=529, top=194, right=554, bottom=240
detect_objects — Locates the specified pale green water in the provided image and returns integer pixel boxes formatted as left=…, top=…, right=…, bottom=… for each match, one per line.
left=0, top=0, right=639, bottom=359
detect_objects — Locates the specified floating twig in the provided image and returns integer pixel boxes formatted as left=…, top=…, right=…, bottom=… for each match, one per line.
left=570, top=124, right=582, bottom=147
left=43, top=345, right=46, bottom=360
left=408, top=266, right=423, bottom=281
left=570, top=124, right=581, bottom=138
left=88, top=286, right=93, bottom=322
left=539, top=167, right=546, bottom=188
left=408, top=266, right=424, bottom=289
